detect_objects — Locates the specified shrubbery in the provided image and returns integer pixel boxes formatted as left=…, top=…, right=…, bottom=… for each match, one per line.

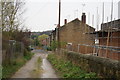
left=1, top=0, right=34, bottom=78
left=47, top=46, right=52, bottom=51
left=47, top=54, right=97, bottom=78
left=2, top=51, right=34, bottom=78
left=47, top=41, right=67, bottom=51
left=24, top=49, right=34, bottom=60
left=2, top=58, right=25, bottom=78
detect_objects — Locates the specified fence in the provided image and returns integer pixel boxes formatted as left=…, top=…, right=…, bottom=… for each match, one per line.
left=2, top=40, right=24, bottom=65
left=66, top=44, right=120, bottom=61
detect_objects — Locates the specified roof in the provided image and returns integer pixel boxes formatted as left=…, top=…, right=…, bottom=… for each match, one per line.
left=87, top=29, right=120, bottom=34
left=60, top=18, right=95, bottom=30
left=101, top=19, right=120, bottom=31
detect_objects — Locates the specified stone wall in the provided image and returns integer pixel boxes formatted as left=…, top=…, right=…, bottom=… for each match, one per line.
left=59, top=49, right=120, bottom=79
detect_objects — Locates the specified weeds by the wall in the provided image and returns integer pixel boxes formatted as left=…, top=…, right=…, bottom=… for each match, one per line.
left=47, top=53, right=97, bottom=78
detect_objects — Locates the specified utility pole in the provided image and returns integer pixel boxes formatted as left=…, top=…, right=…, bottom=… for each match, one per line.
left=102, top=2, right=104, bottom=24
left=92, top=15, right=94, bottom=27
left=88, top=12, right=90, bottom=25
left=106, top=0, right=113, bottom=58
left=111, top=0, right=113, bottom=21
left=96, top=7, right=99, bottom=31
left=74, top=9, right=78, bottom=19
left=57, top=0, right=61, bottom=49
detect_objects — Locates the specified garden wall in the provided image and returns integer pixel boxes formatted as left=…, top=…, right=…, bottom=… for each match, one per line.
left=59, top=49, right=120, bottom=79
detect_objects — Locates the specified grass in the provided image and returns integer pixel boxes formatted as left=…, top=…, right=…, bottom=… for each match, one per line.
left=24, top=52, right=34, bottom=61
left=47, top=53, right=97, bottom=78
left=2, top=59, right=25, bottom=78
left=36, top=57, right=42, bottom=71
left=2, top=52, right=34, bottom=78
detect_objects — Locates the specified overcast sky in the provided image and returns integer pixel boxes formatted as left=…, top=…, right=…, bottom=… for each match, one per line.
left=23, top=0, right=119, bottom=32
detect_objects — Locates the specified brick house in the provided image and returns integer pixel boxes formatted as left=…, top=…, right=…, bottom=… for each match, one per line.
left=93, top=19, right=120, bottom=60
left=41, top=39, right=47, bottom=46
left=50, top=13, right=95, bottom=54
left=48, top=13, right=120, bottom=61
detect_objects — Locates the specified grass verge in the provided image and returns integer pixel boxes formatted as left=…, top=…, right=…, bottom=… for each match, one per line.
left=2, top=52, right=34, bottom=78
left=47, top=53, right=97, bottom=78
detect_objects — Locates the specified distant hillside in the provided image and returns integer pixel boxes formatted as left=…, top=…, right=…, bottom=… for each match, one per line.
left=31, top=30, right=52, bottom=36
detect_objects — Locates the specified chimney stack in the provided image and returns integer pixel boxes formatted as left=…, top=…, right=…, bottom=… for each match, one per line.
left=81, top=13, right=86, bottom=24
left=64, top=19, right=67, bottom=25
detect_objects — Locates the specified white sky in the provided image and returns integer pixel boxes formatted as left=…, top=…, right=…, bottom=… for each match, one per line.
left=23, top=0, right=119, bottom=32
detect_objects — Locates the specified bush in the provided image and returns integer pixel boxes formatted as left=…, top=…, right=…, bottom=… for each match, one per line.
left=50, top=41, right=67, bottom=51
left=47, top=54, right=97, bottom=78
left=51, top=41, right=59, bottom=51
left=47, top=46, right=52, bottom=51
left=2, top=50, right=34, bottom=78
left=2, top=58, right=26, bottom=78
left=24, top=52, right=34, bottom=60
left=24, top=49, right=34, bottom=60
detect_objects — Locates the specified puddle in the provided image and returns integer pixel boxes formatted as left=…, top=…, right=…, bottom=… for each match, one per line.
left=41, top=58, right=57, bottom=78
left=30, top=57, right=43, bottom=78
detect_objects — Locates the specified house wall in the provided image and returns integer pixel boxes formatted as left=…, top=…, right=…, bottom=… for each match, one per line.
left=99, top=32, right=120, bottom=47
left=99, top=19, right=120, bottom=60
left=109, top=32, right=120, bottom=47
left=59, top=18, right=95, bottom=53
left=49, top=17, right=119, bottom=61
left=98, top=32, right=120, bottom=60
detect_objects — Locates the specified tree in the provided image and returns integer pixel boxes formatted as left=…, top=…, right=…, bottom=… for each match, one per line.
left=38, top=34, right=49, bottom=41
left=37, top=34, right=49, bottom=47
left=1, top=0, right=25, bottom=39
left=1, top=0, right=30, bottom=49
left=1, top=0, right=31, bottom=65
left=34, top=37, right=40, bottom=47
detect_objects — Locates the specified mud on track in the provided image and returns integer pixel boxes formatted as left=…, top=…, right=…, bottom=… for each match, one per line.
left=12, top=49, right=57, bottom=78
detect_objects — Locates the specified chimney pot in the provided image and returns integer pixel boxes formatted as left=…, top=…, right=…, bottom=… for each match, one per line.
left=64, top=19, right=67, bottom=25
left=81, top=13, right=86, bottom=24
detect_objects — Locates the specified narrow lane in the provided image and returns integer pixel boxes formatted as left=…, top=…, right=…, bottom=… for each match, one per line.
left=41, top=56, right=57, bottom=78
left=12, top=49, right=57, bottom=78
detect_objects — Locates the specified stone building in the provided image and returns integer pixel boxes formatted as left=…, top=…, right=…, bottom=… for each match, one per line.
left=50, top=13, right=95, bottom=54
